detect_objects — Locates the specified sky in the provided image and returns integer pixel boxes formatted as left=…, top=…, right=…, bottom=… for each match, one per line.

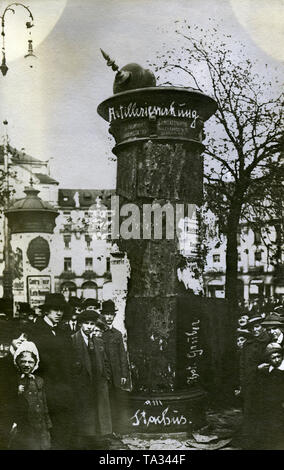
left=0, top=0, right=283, bottom=189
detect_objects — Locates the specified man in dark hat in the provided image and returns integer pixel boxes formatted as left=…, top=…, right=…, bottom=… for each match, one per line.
left=239, top=314, right=270, bottom=449
left=261, top=313, right=284, bottom=347
left=17, top=303, right=36, bottom=333
left=101, top=300, right=130, bottom=436
left=29, top=293, right=75, bottom=449
left=61, top=297, right=82, bottom=336
left=71, top=310, right=112, bottom=449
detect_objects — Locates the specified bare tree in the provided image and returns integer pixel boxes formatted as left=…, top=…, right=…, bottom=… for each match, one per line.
left=150, top=21, right=284, bottom=310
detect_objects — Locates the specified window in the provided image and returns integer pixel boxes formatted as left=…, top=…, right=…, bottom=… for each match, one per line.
left=107, top=214, right=112, bottom=239
left=85, top=234, right=92, bottom=248
left=213, top=254, right=220, bottom=263
left=85, top=258, right=93, bottom=270
left=254, top=230, right=261, bottom=245
left=63, top=234, right=71, bottom=249
left=106, top=257, right=110, bottom=272
left=237, top=231, right=241, bottom=245
left=64, top=258, right=72, bottom=272
left=255, top=251, right=262, bottom=262
left=83, top=192, right=92, bottom=201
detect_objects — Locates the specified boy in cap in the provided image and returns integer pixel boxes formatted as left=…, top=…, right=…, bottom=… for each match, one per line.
left=71, top=310, right=112, bottom=449
left=101, top=300, right=130, bottom=435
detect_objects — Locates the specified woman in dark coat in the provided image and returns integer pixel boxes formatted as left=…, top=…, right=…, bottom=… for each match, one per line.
left=10, top=341, right=51, bottom=450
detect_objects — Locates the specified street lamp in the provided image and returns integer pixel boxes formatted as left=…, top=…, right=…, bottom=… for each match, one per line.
left=2, top=119, right=12, bottom=299
left=0, top=2, right=35, bottom=76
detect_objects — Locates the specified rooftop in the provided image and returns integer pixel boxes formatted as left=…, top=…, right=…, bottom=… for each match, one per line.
left=34, top=173, right=59, bottom=185
left=0, top=145, right=47, bottom=166
left=58, top=189, right=115, bottom=209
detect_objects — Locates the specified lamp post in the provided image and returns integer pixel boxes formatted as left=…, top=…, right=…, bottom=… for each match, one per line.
left=0, top=2, right=36, bottom=76
left=2, top=119, right=12, bottom=299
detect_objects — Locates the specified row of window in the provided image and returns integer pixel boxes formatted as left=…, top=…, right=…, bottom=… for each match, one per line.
left=64, top=234, right=94, bottom=248
left=63, top=257, right=111, bottom=272
left=212, top=251, right=263, bottom=264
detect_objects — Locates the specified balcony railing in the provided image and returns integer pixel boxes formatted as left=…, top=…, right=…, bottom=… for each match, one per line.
left=58, top=271, right=76, bottom=279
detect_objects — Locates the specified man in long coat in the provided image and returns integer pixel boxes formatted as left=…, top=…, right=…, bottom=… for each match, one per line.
left=29, top=293, right=75, bottom=449
left=239, top=314, right=270, bottom=449
left=101, top=300, right=130, bottom=435
left=71, top=310, right=112, bottom=449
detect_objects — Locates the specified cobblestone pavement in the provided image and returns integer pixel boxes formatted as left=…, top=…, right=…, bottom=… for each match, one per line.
left=108, top=407, right=243, bottom=450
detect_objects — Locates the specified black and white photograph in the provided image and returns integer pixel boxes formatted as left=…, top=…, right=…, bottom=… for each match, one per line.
left=0, top=0, right=283, bottom=453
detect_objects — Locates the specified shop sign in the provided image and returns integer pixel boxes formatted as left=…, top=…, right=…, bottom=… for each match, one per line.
left=27, top=275, right=51, bottom=307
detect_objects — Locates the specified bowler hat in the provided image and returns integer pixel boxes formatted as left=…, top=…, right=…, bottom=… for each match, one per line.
left=101, top=300, right=116, bottom=316
left=264, top=342, right=283, bottom=357
left=41, top=293, right=69, bottom=313
left=68, top=296, right=82, bottom=307
left=247, top=315, right=263, bottom=329
left=78, top=309, right=100, bottom=324
left=82, top=298, right=100, bottom=311
left=261, top=314, right=284, bottom=328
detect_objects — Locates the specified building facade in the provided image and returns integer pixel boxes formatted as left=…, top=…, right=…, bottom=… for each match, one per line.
left=1, top=145, right=282, bottom=312
left=204, top=221, right=284, bottom=305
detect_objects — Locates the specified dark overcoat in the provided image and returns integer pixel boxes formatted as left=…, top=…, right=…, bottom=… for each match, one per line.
left=256, top=365, right=284, bottom=449
left=239, top=330, right=270, bottom=448
left=10, top=375, right=51, bottom=450
left=71, top=331, right=112, bottom=436
left=29, top=318, right=75, bottom=447
left=102, top=327, right=129, bottom=388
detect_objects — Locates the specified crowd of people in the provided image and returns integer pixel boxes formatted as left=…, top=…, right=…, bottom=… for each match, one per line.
left=1, top=292, right=284, bottom=450
left=0, top=295, right=130, bottom=450
left=236, top=305, right=284, bottom=449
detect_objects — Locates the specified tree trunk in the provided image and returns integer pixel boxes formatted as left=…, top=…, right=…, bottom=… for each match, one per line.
left=224, top=198, right=243, bottom=394
left=225, top=200, right=242, bottom=313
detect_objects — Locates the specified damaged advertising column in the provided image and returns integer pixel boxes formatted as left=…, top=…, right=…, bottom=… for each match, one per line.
left=97, top=58, right=217, bottom=433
